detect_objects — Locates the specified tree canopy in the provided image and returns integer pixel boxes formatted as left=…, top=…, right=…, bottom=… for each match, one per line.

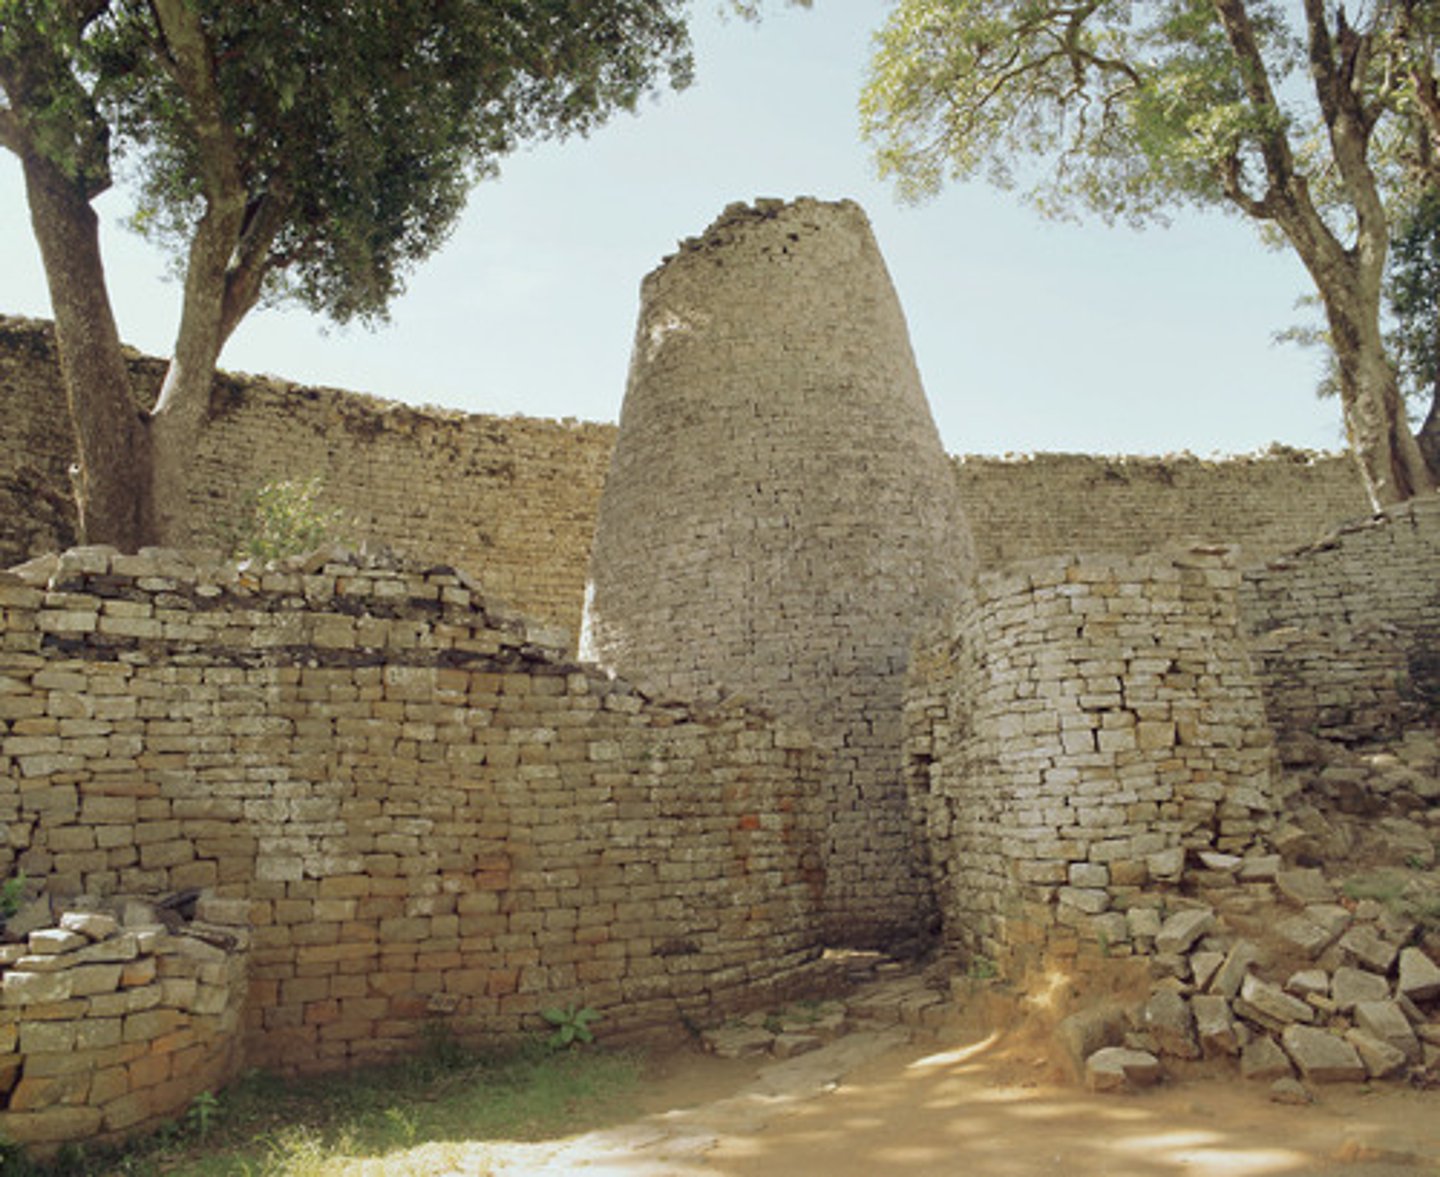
left=862, top=0, right=1440, bottom=504
left=0, top=0, right=695, bottom=547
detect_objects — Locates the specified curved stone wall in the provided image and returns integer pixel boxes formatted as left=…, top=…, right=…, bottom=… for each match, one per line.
left=584, top=198, right=975, bottom=949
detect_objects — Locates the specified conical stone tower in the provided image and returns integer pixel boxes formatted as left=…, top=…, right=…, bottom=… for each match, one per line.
left=584, top=197, right=974, bottom=949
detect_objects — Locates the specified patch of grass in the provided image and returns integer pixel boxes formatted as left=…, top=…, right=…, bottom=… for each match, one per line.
left=47, top=1037, right=642, bottom=1177
left=1343, top=868, right=1440, bottom=932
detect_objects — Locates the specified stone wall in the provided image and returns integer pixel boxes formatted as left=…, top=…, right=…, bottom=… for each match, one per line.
left=0, top=899, right=249, bottom=1153
left=1240, top=491, right=1440, bottom=719
left=953, top=450, right=1372, bottom=568
left=904, top=547, right=1278, bottom=973
left=1, top=317, right=1384, bottom=646
left=584, top=199, right=974, bottom=951
left=0, top=317, right=614, bottom=642
left=0, top=547, right=826, bottom=1110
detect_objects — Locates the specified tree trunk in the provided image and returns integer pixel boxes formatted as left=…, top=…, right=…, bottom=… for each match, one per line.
left=1418, top=379, right=1440, bottom=481
left=20, top=151, right=155, bottom=550
left=149, top=358, right=218, bottom=549
left=1321, top=290, right=1438, bottom=507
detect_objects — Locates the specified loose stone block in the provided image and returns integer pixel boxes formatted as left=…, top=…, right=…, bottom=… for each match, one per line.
left=1340, top=926, right=1399, bottom=975
left=1281, top=1026, right=1366, bottom=1083
left=1086, top=1047, right=1163, bottom=1093
left=1353, top=1001, right=1420, bottom=1062
left=1240, top=1036, right=1293, bottom=1081
left=1156, top=908, right=1214, bottom=956
left=1346, top=1029, right=1409, bottom=1079
left=1192, top=995, right=1240, bottom=1058
left=1397, top=947, right=1440, bottom=1003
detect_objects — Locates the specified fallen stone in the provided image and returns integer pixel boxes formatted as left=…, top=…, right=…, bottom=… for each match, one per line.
left=1210, top=940, right=1261, bottom=999
left=1240, top=1036, right=1293, bottom=1081
left=1398, top=947, right=1440, bottom=1003
left=1276, top=868, right=1334, bottom=906
left=1285, top=970, right=1329, bottom=997
left=1346, top=1029, right=1409, bottom=1079
left=1237, top=974, right=1315, bottom=1030
left=1156, top=908, right=1215, bottom=956
left=1303, top=904, right=1352, bottom=939
left=1353, top=1001, right=1420, bottom=1062
left=1055, top=1002, right=1129, bottom=1081
left=1086, top=1047, right=1163, bottom=1093
left=1144, top=990, right=1199, bottom=1059
left=1281, top=1025, right=1366, bottom=1083
left=1340, top=926, right=1399, bottom=974
left=1192, top=994, right=1240, bottom=1058
left=1190, top=951, right=1224, bottom=992
left=1276, top=915, right=1336, bottom=959
left=1270, top=1077, right=1313, bottom=1105
left=1332, top=966, right=1390, bottom=1011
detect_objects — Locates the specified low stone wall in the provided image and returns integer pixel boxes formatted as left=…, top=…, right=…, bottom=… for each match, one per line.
left=1240, top=491, right=1440, bottom=713
left=0, top=548, right=826, bottom=1102
left=904, top=547, right=1277, bottom=973
left=0, top=898, right=249, bottom=1153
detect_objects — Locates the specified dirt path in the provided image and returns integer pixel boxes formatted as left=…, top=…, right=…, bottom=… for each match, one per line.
left=351, top=1022, right=1440, bottom=1176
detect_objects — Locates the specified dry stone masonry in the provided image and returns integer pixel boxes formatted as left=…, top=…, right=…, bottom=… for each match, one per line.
left=0, top=545, right=830, bottom=1151
left=583, top=198, right=974, bottom=950
left=954, top=449, right=1370, bottom=569
left=0, top=317, right=612, bottom=641
left=0, top=316, right=1384, bottom=639
left=905, top=546, right=1279, bottom=972
left=0, top=895, right=248, bottom=1152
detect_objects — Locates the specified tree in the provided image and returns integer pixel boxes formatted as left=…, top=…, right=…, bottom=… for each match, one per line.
left=1386, top=186, right=1440, bottom=473
left=861, top=0, right=1440, bottom=506
left=0, top=0, right=694, bottom=549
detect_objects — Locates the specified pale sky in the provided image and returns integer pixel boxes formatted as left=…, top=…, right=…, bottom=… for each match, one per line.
left=0, top=1, right=1342, bottom=458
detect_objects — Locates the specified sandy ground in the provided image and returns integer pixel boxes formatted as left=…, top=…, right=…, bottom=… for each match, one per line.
left=351, top=1019, right=1440, bottom=1177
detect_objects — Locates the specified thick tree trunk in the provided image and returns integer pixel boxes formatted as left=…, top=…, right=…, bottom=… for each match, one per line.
left=1322, top=291, right=1438, bottom=507
left=21, top=151, right=156, bottom=550
left=149, top=356, right=218, bottom=548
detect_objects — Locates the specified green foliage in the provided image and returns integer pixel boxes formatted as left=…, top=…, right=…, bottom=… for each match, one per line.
left=12, top=1046, right=641, bottom=1174
left=966, top=955, right=998, bottom=981
left=1386, top=189, right=1440, bottom=410
left=542, top=1003, right=601, bottom=1050
left=2, top=1, right=696, bottom=326
left=860, top=0, right=1310, bottom=222
left=1342, top=869, right=1440, bottom=931
left=186, top=1090, right=221, bottom=1143
left=1, top=870, right=27, bottom=919
left=224, top=477, right=347, bottom=564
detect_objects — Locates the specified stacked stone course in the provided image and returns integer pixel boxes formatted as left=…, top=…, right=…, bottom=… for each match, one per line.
left=0, top=897, right=248, bottom=1152
left=954, top=449, right=1371, bottom=568
left=905, top=546, right=1278, bottom=972
left=0, top=545, right=827, bottom=1146
left=1242, top=491, right=1440, bottom=721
